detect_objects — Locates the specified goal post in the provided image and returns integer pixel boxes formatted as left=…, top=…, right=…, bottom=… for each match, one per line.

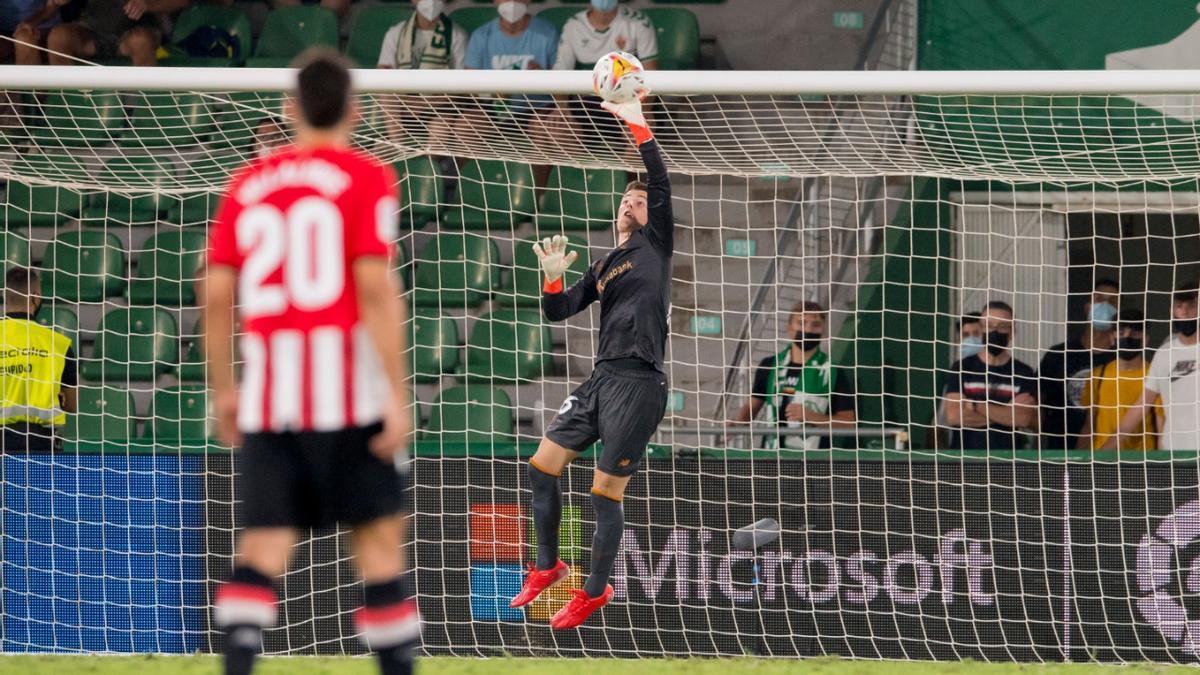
left=4, top=65, right=1200, bottom=663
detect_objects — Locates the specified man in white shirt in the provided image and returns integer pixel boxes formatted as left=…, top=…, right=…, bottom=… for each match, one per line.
left=554, top=0, right=658, bottom=71
left=378, top=0, right=467, bottom=70
left=1107, top=282, right=1200, bottom=451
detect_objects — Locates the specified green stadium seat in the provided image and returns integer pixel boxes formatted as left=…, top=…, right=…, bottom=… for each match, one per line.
left=449, top=6, right=496, bottom=35
left=465, top=310, right=553, bottom=382
left=2, top=154, right=88, bottom=228
left=177, top=319, right=206, bottom=383
left=643, top=8, right=699, bottom=70
left=442, top=160, right=536, bottom=231
left=537, top=166, right=621, bottom=231
left=395, top=156, right=443, bottom=228
left=34, top=303, right=79, bottom=350
left=394, top=237, right=413, bottom=291
left=128, top=230, right=208, bottom=306
left=164, top=4, right=253, bottom=67
left=412, top=233, right=501, bottom=308
left=2, top=230, right=30, bottom=272
left=39, top=231, right=126, bottom=302
left=28, top=90, right=125, bottom=147
left=80, top=156, right=174, bottom=223
left=81, top=307, right=179, bottom=382
left=67, top=386, right=137, bottom=443
left=347, top=5, right=413, bottom=67
left=425, top=384, right=513, bottom=442
left=497, top=236, right=589, bottom=308
left=122, top=92, right=214, bottom=148
left=212, top=91, right=285, bottom=151
left=144, top=386, right=208, bottom=443
left=409, top=313, right=460, bottom=382
left=249, top=6, right=338, bottom=66
left=537, top=6, right=581, bottom=32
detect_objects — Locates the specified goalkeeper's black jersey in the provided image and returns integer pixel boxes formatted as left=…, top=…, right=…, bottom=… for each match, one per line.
left=543, top=140, right=674, bottom=372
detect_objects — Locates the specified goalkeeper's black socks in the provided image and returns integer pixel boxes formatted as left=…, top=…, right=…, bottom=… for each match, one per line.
left=358, top=576, right=420, bottom=675
left=584, top=490, right=624, bottom=598
left=529, top=462, right=563, bottom=570
left=214, top=565, right=277, bottom=675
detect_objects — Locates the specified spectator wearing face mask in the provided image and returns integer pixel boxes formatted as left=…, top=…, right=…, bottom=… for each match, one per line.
left=940, top=300, right=1038, bottom=450
left=463, top=0, right=561, bottom=185
left=1106, top=282, right=1200, bottom=452
left=1082, top=308, right=1159, bottom=451
left=957, top=311, right=983, bottom=361
left=378, top=0, right=467, bottom=70
left=553, top=0, right=658, bottom=72
left=1038, top=278, right=1119, bottom=450
left=729, top=301, right=857, bottom=450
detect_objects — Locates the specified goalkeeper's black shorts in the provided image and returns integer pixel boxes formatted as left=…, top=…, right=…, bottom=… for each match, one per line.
left=544, top=360, right=669, bottom=477
left=236, top=421, right=409, bottom=529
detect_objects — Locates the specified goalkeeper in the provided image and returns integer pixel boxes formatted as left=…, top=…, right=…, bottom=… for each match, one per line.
left=510, top=90, right=672, bottom=629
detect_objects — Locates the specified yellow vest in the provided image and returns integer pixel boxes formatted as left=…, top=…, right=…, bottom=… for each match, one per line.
left=0, top=317, right=71, bottom=427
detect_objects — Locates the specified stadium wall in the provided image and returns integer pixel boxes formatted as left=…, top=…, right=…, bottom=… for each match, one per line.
left=11, top=450, right=1200, bottom=662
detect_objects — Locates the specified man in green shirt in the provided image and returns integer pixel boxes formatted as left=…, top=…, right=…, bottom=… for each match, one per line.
left=730, top=301, right=857, bottom=449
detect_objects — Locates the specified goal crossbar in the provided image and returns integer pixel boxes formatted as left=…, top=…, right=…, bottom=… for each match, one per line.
left=5, top=66, right=1200, bottom=94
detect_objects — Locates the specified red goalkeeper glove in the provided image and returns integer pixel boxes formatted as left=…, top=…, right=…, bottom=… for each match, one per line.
left=601, top=90, right=653, bottom=145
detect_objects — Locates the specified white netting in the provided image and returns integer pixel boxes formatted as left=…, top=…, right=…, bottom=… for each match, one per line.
left=10, top=56, right=1200, bottom=662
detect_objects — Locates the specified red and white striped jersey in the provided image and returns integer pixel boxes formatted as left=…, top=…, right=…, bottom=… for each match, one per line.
left=208, top=145, right=399, bottom=433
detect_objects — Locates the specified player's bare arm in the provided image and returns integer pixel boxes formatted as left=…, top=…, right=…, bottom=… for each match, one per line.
left=204, top=264, right=240, bottom=449
left=354, top=257, right=414, bottom=459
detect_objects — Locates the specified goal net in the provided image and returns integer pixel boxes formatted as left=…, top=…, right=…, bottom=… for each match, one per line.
left=6, top=60, right=1200, bottom=664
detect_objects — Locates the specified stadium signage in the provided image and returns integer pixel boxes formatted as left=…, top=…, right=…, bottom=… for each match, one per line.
left=613, top=527, right=996, bottom=608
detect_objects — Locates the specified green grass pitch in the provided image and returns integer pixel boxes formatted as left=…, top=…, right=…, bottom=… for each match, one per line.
left=0, top=657, right=1195, bottom=674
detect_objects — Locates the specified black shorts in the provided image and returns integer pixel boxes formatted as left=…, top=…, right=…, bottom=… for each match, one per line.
left=237, top=422, right=409, bottom=530
left=544, top=362, right=668, bottom=477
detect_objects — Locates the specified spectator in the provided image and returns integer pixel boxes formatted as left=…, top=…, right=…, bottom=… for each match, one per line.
left=14, top=0, right=188, bottom=67
left=940, top=300, right=1038, bottom=450
left=1108, top=282, right=1200, bottom=451
left=3, top=0, right=58, bottom=63
left=1083, top=308, right=1158, bottom=451
left=956, top=311, right=983, bottom=360
left=378, top=0, right=466, bottom=70
left=1038, top=278, right=1119, bottom=450
left=554, top=0, right=658, bottom=72
left=0, top=268, right=76, bottom=454
left=464, top=0, right=561, bottom=185
left=730, top=301, right=856, bottom=449
left=551, top=0, right=659, bottom=150
left=269, top=0, right=348, bottom=20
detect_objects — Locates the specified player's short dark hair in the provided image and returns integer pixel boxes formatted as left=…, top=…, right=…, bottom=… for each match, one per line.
left=956, top=311, right=981, bottom=331
left=1094, top=277, right=1119, bottom=292
left=1174, top=281, right=1199, bottom=304
left=5, top=267, right=38, bottom=295
left=790, top=300, right=826, bottom=318
left=625, top=180, right=647, bottom=194
left=984, top=300, right=1014, bottom=318
left=292, top=48, right=353, bottom=130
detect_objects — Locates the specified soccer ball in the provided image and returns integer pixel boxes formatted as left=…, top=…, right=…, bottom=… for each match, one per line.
left=592, top=51, right=646, bottom=104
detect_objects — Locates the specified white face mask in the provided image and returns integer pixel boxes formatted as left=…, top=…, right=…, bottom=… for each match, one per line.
left=416, top=0, right=444, bottom=22
left=498, top=1, right=527, bottom=23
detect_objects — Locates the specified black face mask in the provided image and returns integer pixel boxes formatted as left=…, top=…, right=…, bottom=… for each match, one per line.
left=985, top=330, right=1010, bottom=356
left=1117, top=336, right=1143, bottom=360
left=794, top=332, right=823, bottom=352
left=1175, top=319, right=1199, bottom=337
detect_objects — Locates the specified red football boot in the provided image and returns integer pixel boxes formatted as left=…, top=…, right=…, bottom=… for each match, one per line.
left=509, top=560, right=570, bottom=608
left=550, top=585, right=613, bottom=630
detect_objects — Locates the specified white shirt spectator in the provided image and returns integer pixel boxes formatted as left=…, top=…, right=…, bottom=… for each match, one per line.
left=378, top=19, right=467, bottom=69
left=1145, top=335, right=1200, bottom=450
left=553, top=6, right=657, bottom=71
